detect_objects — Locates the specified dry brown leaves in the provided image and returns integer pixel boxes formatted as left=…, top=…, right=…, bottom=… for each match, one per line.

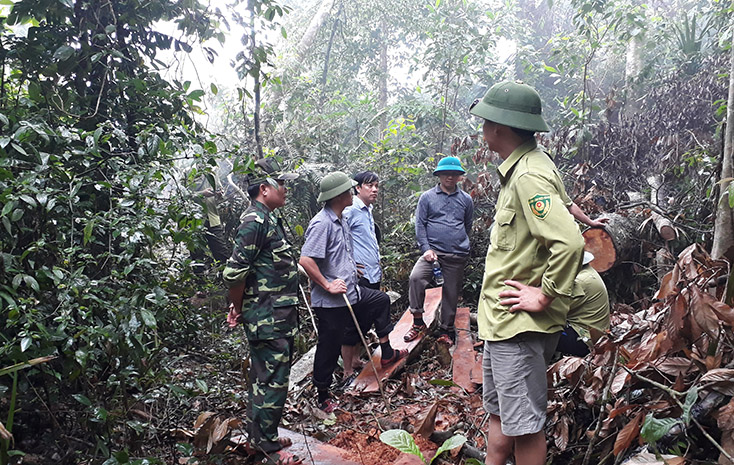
left=547, top=244, right=733, bottom=464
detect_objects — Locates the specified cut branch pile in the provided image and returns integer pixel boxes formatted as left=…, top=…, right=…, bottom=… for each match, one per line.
left=547, top=244, right=734, bottom=465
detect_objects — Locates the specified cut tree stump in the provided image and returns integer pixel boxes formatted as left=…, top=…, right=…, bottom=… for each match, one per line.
left=582, top=212, right=642, bottom=272
left=350, top=287, right=442, bottom=393
left=452, top=307, right=478, bottom=393
left=277, top=427, right=362, bottom=465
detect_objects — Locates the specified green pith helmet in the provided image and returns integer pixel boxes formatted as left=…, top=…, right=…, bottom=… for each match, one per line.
left=433, top=156, right=466, bottom=176
left=470, top=81, right=549, bottom=132
left=246, top=157, right=298, bottom=188
left=317, top=171, right=358, bottom=202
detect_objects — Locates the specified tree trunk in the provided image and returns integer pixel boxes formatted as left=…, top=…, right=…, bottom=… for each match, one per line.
left=711, top=26, right=734, bottom=260
left=582, top=212, right=643, bottom=272
left=378, top=17, right=388, bottom=138
left=249, top=0, right=263, bottom=159
left=294, top=0, right=338, bottom=69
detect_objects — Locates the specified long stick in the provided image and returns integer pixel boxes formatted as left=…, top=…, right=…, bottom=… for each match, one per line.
left=299, top=283, right=318, bottom=335
left=342, top=293, right=390, bottom=410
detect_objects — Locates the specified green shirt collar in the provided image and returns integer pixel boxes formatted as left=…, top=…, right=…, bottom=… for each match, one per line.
left=497, top=139, right=539, bottom=180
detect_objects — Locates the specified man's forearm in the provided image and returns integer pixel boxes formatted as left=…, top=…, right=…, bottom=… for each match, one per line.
left=228, top=282, right=245, bottom=312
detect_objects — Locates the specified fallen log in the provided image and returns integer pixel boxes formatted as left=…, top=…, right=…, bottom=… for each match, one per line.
left=582, top=212, right=642, bottom=272
left=350, top=287, right=442, bottom=393
left=452, top=307, right=478, bottom=393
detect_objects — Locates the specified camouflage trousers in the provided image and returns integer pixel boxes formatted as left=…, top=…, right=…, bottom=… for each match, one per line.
left=247, top=336, right=294, bottom=453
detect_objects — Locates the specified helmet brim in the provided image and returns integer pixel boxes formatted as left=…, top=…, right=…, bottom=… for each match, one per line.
left=317, top=179, right=358, bottom=202
left=470, top=100, right=550, bottom=133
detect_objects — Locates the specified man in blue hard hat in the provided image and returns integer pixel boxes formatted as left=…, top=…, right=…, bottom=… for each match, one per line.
left=403, top=156, right=474, bottom=346
left=471, top=81, right=585, bottom=465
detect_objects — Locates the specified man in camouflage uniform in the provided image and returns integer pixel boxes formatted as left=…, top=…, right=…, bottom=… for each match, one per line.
left=223, top=158, right=301, bottom=464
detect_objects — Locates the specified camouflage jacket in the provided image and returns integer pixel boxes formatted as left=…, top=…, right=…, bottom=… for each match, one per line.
left=223, top=201, right=299, bottom=340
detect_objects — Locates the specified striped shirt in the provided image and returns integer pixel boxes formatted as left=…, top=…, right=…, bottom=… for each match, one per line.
left=343, top=196, right=382, bottom=284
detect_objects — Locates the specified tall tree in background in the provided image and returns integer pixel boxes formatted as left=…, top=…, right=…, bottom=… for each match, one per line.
left=712, top=25, right=734, bottom=259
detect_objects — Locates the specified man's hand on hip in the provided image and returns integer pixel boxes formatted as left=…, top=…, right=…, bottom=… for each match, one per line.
left=499, top=280, right=554, bottom=313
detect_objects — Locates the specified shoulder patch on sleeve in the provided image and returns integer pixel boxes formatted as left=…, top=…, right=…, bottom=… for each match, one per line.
left=528, top=194, right=552, bottom=219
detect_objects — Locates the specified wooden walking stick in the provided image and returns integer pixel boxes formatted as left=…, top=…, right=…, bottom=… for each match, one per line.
left=342, top=293, right=390, bottom=410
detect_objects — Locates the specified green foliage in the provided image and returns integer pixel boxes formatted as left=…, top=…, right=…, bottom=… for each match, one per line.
left=0, top=0, right=232, bottom=459
left=379, top=429, right=467, bottom=464
left=640, top=386, right=698, bottom=446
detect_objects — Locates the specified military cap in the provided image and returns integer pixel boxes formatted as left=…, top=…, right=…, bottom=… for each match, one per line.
left=470, top=81, right=549, bottom=132
left=246, top=157, right=298, bottom=188
left=317, top=171, right=357, bottom=202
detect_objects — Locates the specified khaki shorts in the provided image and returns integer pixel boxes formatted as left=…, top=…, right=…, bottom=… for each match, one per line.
left=482, top=331, right=560, bottom=436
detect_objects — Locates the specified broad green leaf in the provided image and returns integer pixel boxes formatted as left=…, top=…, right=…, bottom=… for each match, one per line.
left=19, top=194, right=36, bottom=207
left=176, top=442, right=195, bottom=455
left=195, top=379, right=208, bottom=393
left=379, top=430, right=424, bottom=462
left=83, top=220, right=94, bottom=246
left=0, top=137, right=10, bottom=148
left=2, top=201, right=14, bottom=216
left=210, top=83, right=218, bottom=95
left=430, top=434, right=466, bottom=464
left=23, top=275, right=39, bottom=292
left=281, top=26, right=287, bottom=38
left=640, top=414, right=678, bottom=444
left=27, top=81, right=41, bottom=101
left=140, top=308, right=157, bottom=328
left=429, top=379, right=459, bottom=387
left=729, top=183, right=734, bottom=208
left=20, top=337, right=32, bottom=352
left=465, top=459, right=483, bottom=465
left=0, top=114, right=8, bottom=127
left=682, top=386, right=698, bottom=425
left=188, top=90, right=205, bottom=101
left=53, top=45, right=75, bottom=61
left=72, top=393, right=92, bottom=407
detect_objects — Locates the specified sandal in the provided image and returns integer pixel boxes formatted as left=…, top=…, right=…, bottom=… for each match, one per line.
left=319, top=398, right=339, bottom=413
left=381, top=348, right=408, bottom=367
left=258, top=449, right=303, bottom=465
left=403, top=323, right=427, bottom=342
left=437, top=333, right=454, bottom=347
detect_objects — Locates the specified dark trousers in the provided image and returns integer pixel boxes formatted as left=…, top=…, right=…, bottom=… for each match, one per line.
left=247, top=337, right=293, bottom=452
left=358, top=276, right=380, bottom=290
left=312, top=286, right=393, bottom=391
left=556, top=326, right=590, bottom=357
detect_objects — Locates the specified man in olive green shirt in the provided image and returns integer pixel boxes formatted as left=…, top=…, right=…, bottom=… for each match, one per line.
left=470, top=81, right=585, bottom=465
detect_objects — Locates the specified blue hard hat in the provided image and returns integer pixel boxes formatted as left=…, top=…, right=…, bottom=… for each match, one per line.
left=433, top=156, right=466, bottom=176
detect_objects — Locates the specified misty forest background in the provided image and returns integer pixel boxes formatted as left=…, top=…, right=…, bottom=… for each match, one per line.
left=1, top=0, right=734, bottom=463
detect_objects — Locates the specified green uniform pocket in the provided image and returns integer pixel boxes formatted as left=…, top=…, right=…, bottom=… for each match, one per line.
left=495, top=208, right=517, bottom=251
